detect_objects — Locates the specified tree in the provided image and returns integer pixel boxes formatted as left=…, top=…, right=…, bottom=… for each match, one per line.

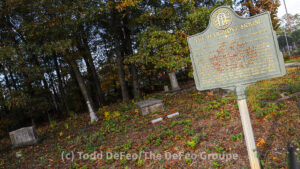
left=76, top=24, right=105, bottom=107
left=235, top=0, right=280, bottom=30
left=277, top=35, right=293, bottom=50
left=66, top=55, right=99, bottom=123
left=0, top=0, right=102, bottom=124
left=130, top=0, right=231, bottom=90
left=133, top=27, right=189, bottom=90
left=291, top=29, right=300, bottom=44
left=97, top=0, right=145, bottom=102
left=0, top=0, right=239, bottom=136
left=281, top=14, right=300, bottom=33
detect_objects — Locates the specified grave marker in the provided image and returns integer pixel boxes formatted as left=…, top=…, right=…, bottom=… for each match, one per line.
left=9, top=126, right=39, bottom=147
left=187, top=6, right=286, bottom=169
left=135, top=98, right=164, bottom=116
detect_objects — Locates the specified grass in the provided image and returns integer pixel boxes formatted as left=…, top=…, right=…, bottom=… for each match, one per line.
left=0, top=67, right=299, bottom=168
left=285, top=57, right=300, bottom=63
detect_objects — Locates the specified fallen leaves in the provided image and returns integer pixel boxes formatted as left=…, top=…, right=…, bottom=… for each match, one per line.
left=1, top=69, right=299, bottom=168
left=207, top=91, right=214, bottom=97
left=256, top=138, right=266, bottom=148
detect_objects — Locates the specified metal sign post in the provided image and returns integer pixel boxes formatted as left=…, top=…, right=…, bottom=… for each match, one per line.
left=236, top=86, right=260, bottom=169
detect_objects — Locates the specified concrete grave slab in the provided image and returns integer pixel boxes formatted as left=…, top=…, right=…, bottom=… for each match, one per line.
left=135, top=98, right=164, bottom=116
left=9, top=126, right=39, bottom=147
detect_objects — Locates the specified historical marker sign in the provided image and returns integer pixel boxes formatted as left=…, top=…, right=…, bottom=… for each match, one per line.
left=187, top=6, right=286, bottom=169
left=187, top=6, right=286, bottom=91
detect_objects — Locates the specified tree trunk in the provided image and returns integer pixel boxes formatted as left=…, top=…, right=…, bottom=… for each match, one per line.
left=49, top=78, right=60, bottom=114
left=130, top=64, right=141, bottom=98
left=67, top=57, right=98, bottom=123
left=112, top=11, right=130, bottom=103
left=76, top=24, right=105, bottom=107
left=86, top=53, right=105, bottom=106
left=168, top=72, right=180, bottom=91
left=115, top=40, right=130, bottom=103
left=41, top=75, right=61, bottom=115
left=53, top=55, right=70, bottom=114
left=31, top=54, right=59, bottom=116
left=7, top=65, right=18, bottom=90
left=81, top=51, right=104, bottom=107
left=122, top=15, right=141, bottom=99
left=81, top=55, right=99, bottom=106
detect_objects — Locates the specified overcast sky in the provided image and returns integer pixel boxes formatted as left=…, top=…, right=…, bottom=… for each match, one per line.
left=278, top=0, right=300, bottom=17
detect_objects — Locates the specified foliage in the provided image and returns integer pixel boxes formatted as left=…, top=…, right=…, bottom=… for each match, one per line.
left=291, top=29, right=300, bottom=43
left=235, top=0, right=280, bottom=30
left=129, top=0, right=231, bottom=73
left=216, top=109, right=231, bottom=120
left=281, top=14, right=300, bottom=32
left=185, top=134, right=200, bottom=149
left=230, top=133, right=243, bottom=142
left=132, top=27, right=190, bottom=72
left=277, top=35, right=294, bottom=49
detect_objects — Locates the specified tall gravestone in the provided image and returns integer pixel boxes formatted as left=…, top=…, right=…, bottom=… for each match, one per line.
left=187, top=6, right=286, bottom=169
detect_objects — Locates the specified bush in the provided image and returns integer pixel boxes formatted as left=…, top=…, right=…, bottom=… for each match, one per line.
left=0, top=119, right=13, bottom=138
left=296, top=48, right=300, bottom=55
left=283, top=53, right=290, bottom=60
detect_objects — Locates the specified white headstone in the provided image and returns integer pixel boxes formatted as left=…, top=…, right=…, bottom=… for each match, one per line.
left=164, top=85, right=169, bottom=92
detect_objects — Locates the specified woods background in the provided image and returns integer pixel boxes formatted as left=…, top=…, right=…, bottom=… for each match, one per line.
left=0, top=0, right=298, bottom=138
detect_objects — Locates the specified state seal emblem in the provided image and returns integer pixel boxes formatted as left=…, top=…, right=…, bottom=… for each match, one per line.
left=212, top=8, right=232, bottom=30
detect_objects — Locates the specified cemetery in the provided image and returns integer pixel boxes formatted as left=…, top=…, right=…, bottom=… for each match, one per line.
left=0, top=1, right=299, bottom=169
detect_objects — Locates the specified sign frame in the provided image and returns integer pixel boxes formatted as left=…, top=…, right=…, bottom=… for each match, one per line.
left=187, top=6, right=286, bottom=92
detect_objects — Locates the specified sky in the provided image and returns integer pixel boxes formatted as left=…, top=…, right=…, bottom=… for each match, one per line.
left=278, top=0, right=300, bottom=18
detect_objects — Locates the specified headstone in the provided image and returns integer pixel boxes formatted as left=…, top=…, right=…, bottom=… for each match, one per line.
left=187, top=6, right=286, bottom=169
left=164, top=85, right=169, bottom=92
left=168, top=72, right=181, bottom=91
left=135, top=98, right=164, bottom=116
left=9, top=126, right=39, bottom=147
